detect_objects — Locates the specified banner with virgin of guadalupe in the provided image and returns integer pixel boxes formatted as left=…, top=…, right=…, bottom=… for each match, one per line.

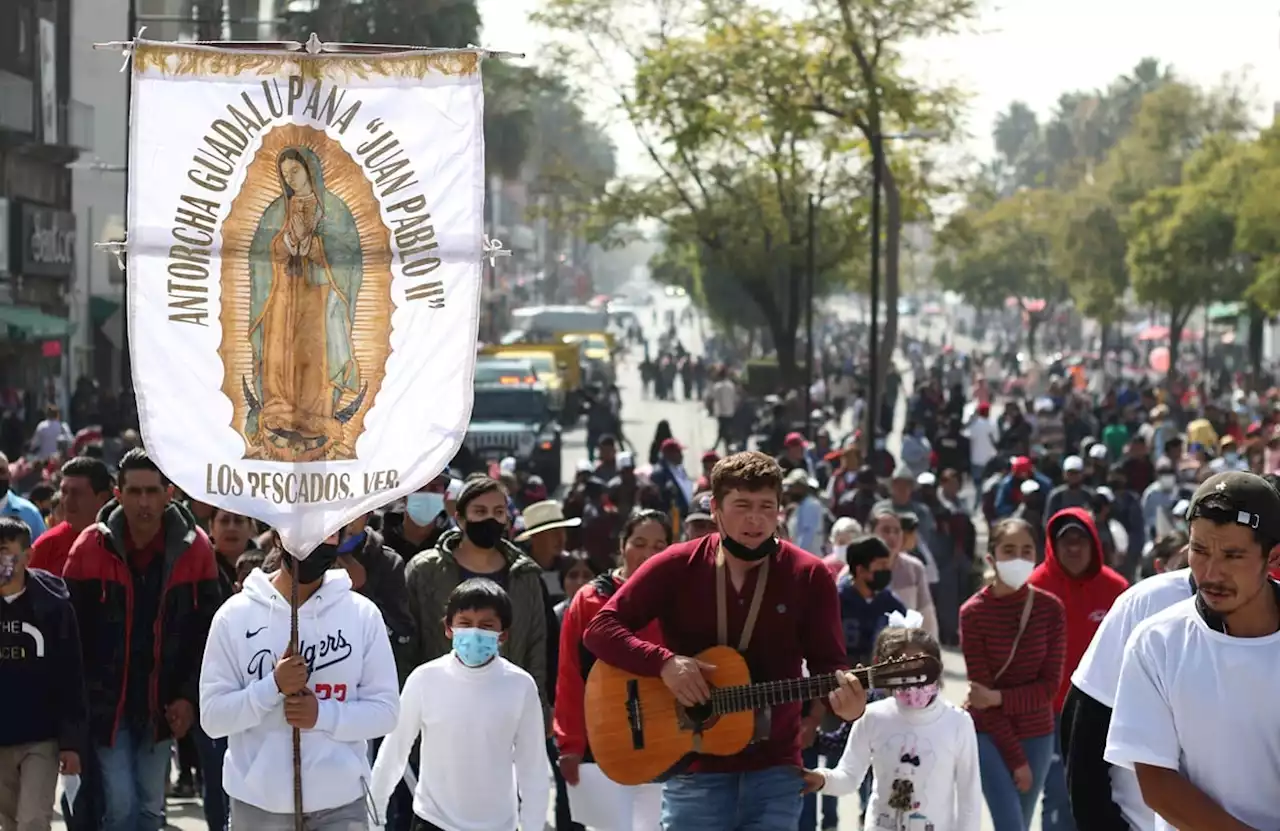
left=125, top=39, right=486, bottom=556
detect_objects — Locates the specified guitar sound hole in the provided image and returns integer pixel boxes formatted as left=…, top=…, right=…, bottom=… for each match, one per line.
left=682, top=700, right=714, bottom=728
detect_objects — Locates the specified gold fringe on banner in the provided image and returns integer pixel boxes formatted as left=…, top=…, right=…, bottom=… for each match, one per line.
left=132, top=42, right=480, bottom=81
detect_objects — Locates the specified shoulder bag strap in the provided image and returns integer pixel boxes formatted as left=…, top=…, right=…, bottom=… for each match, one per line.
left=716, top=546, right=771, bottom=651
left=992, top=587, right=1036, bottom=684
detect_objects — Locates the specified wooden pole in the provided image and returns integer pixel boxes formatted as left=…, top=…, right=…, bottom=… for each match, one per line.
left=290, top=555, right=303, bottom=831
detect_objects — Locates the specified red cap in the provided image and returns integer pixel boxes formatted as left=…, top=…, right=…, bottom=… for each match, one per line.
left=701, top=450, right=720, bottom=463
left=1011, top=456, right=1033, bottom=476
left=977, top=403, right=991, bottom=417
left=784, top=432, right=807, bottom=447
left=660, top=438, right=684, bottom=453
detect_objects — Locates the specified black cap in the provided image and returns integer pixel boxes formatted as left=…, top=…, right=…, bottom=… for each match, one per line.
left=686, top=491, right=714, bottom=522
left=1187, top=471, right=1280, bottom=539
left=1053, top=517, right=1092, bottom=540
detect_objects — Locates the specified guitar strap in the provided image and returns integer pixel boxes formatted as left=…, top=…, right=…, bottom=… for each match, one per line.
left=715, top=546, right=771, bottom=742
left=716, top=546, right=770, bottom=651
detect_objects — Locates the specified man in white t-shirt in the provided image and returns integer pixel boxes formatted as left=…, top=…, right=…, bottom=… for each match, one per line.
left=1105, top=471, right=1280, bottom=831
left=964, top=403, right=998, bottom=483
left=709, top=372, right=739, bottom=452
left=1061, top=533, right=1194, bottom=830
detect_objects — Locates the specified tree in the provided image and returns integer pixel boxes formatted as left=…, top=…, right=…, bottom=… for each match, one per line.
left=283, top=0, right=480, bottom=49
left=533, top=0, right=867, bottom=378
left=525, top=75, right=618, bottom=296
left=934, top=188, right=1069, bottom=356
left=1054, top=191, right=1128, bottom=332
left=801, top=0, right=974, bottom=396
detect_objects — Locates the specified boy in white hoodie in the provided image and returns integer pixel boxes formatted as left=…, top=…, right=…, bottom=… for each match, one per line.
left=199, top=535, right=400, bottom=829
left=371, top=577, right=549, bottom=831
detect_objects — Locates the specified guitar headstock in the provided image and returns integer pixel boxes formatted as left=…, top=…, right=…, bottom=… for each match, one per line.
left=857, top=654, right=943, bottom=689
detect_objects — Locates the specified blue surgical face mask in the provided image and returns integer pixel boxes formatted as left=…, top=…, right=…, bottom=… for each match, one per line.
left=405, top=492, right=445, bottom=525
left=452, top=627, right=500, bottom=667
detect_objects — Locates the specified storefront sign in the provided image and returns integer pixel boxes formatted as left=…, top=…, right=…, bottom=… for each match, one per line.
left=20, top=203, right=75, bottom=277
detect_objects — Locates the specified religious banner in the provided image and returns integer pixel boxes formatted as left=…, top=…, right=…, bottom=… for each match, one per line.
left=126, top=39, right=486, bottom=555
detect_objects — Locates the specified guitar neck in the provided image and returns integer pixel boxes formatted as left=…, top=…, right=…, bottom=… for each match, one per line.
left=711, top=667, right=872, bottom=715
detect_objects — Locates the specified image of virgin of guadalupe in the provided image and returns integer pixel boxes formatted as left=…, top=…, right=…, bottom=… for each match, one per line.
left=243, top=146, right=367, bottom=461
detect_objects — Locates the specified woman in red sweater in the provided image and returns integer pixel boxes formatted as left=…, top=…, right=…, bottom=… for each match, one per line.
left=554, top=508, right=672, bottom=830
left=959, top=517, right=1067, bottom=831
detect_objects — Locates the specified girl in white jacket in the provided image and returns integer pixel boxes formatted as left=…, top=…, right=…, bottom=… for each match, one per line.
left=805, top=613, right=982, bottom=831
left=199, top=544, right=400, bottom=829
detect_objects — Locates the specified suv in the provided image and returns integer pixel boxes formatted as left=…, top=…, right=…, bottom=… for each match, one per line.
left=463, top=380, right=562, bottom=489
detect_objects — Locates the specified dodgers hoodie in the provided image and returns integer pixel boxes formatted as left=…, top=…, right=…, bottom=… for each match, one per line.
left=199, top=567, right=400, bottom=815
left=1029, top=507, right=1128, bottom=712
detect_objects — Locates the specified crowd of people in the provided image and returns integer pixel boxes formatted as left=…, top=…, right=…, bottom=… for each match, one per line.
left=2, top=318, right=1280, bottom=831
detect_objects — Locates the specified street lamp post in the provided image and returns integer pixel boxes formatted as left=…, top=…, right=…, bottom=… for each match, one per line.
left=804, top=194, right=816, bottom=438
left=122, top=0, right=137, bottom=400
left=866, top=134, right=884, bottom=449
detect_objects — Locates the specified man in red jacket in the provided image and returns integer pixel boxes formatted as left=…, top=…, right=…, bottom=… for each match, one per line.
left=1029, top=507, right=1128, bottom=831
left=29, top=456, right=113, bottom=576
left=583, top=451, right=865, bottom=830
left=62, top=448, right=221, bottom=831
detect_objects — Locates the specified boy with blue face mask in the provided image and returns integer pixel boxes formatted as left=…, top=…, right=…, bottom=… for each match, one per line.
left=370, top=578, right=549, bottom=831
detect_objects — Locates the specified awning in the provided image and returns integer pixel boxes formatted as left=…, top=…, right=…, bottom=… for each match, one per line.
left=90, top=295, right=121, bottom=325
left=0, top=305, right=74, bottom=339
left=1207, top=302, right=1244, bottom=323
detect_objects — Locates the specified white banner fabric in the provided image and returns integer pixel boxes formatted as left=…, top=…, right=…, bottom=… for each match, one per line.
left=126, top=41, right=485, bottom=556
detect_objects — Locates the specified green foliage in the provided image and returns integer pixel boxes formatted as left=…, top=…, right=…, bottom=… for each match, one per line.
left=939, top=63, right=1261, bottom=366
left=283, top=0, right=481, bottom=49
left=533, top=0, right=874, bottom=375
left=934, top=188, right=1068, bottom=314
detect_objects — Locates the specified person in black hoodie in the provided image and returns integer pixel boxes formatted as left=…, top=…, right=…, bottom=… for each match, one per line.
left=336, top=513, right=419, bottom=683
left=382, top=472, right=454, bottom=563
left=0, top=516, right=87, bottom=830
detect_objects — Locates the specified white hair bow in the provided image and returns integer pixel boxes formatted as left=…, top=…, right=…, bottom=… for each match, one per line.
left=885, top=610, right=925, bottom=630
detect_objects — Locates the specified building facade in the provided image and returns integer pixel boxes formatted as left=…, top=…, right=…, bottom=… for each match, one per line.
left=68, top=0, right=285, bottom=416
left=1, top=0, right=92, bottom=437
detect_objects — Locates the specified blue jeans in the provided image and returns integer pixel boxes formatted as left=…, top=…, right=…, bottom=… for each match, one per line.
left=194, top=726, right=229, bottom=831
left=662, top=766, right=803, bottom=830
left=94, top=724, right=173, bottom=831
left=976, top=731, right=1054, bottom=831
left=799, top=747, right=840, bottom=830
left=1041, top=716, right=1076, bottom=831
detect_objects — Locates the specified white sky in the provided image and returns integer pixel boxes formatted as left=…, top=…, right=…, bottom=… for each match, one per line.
left=476, top=0, right=1280, bottom=175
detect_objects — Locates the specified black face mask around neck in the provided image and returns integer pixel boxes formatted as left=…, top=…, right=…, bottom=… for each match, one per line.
left=283, top=546, right=341, bottom=585
left=720, top=530, right=779, bottom=562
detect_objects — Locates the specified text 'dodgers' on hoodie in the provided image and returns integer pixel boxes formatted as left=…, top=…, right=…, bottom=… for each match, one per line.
left=199, top=568, right=400, bottom=816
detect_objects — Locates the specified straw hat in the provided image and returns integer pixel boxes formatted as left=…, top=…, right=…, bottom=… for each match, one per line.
left=513, top=500, right=582, bottom=542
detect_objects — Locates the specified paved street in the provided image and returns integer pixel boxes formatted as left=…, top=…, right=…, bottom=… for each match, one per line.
left=52, top=288, right=1038, bottom=829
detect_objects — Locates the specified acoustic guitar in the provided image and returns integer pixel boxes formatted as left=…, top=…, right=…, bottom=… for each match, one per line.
left=584, top=645, right=943, bottom=786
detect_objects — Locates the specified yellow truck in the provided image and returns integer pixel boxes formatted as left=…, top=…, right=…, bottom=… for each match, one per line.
left=478, top=343, right=582, bottom=418
left=558, top=331, right=615, bottom=384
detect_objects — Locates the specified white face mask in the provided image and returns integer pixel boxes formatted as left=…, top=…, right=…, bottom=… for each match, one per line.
left=1158, top=474, right=1176, bottom=490
left=831, top=543, right=848, bottom=562
left=993, top=558, right=1035, bottom=590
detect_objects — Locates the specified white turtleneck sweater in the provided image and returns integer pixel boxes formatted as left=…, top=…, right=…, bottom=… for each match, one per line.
left=819, top=695, right=981, bottom=831
left=370, top=654, right=549, bottom=830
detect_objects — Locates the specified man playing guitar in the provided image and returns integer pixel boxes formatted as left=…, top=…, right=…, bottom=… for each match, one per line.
left=584, top=451, right=867, bottom=829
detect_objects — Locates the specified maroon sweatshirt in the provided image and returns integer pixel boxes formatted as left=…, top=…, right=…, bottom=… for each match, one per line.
left=583, top=534, right=847, bottom=772
left=959, top=584, right=1066, bottom=773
